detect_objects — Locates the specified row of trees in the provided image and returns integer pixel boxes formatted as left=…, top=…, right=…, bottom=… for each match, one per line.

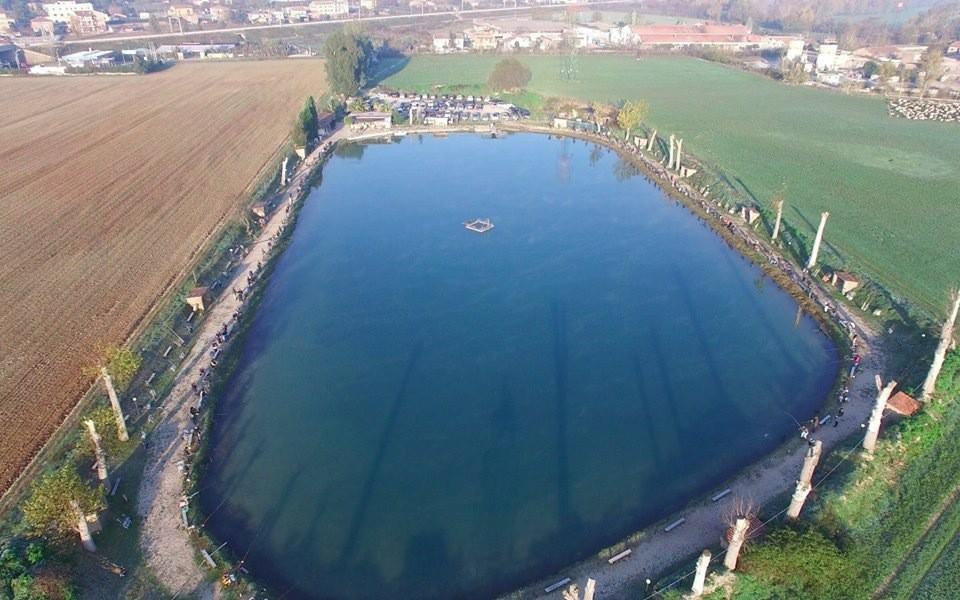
left=16, top=346, right=139, bottom=552
left=292, top=96, right=319, bottom=150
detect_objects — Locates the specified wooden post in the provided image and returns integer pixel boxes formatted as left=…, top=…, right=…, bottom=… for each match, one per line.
left=646, top=129, right=657, bottom=152
left=72, top=500, right=96, bottom=552
left=724, top=518, right=749, bottom=570
left=583, top=578, right=596, bottom=600
left=675, top=138, right=683, bottom=172
left=84, top=419, right=108, bottom=482
left=806, top=211, right=830, bottom=270
left=100, top=367, right=129, bottom=442
left=921, top=290, right=960, bottom=401
left=864, top=379, right=897, bottom=454
left=772, top=198, right=784, bottom=241
left=692, top=549, right=711, bottom=596
left=667, top=134, right=676, bottom=169
left=786, top=440, right=822, bottom=519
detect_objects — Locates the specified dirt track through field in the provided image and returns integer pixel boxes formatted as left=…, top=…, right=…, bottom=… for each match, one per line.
left=0, top=61, right=325, bottom=495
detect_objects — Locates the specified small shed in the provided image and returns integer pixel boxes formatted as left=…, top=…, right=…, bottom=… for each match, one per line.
left=317, top=111, right=335, bottom=134
left=250, top=202, right=267, bottom=219
left=886, top=391, right=921, bottom=417
left=831, top=271, right=861, bottom=294
left=741, top=206, right=761, bottom=225
left=186, top=287, right=210, bottom=312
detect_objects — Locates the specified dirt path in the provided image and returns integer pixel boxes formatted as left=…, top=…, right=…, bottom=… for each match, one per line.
left=136, top=128, right=348, bottom=597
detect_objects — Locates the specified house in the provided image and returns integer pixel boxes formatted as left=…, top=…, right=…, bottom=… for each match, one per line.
left=308, top=0, right=348, bottom=19
left=631, top=22, right=759, bottom=50
left=432, top=33, right=465, bottom=53
left=185, top=287, right=210, bottom=312
left=467, top=26, right=501, bottom=51
left=886, top=391, right=920, bottom=417
left=816, top=42, right=839, bottom=71
left=208, top=4, right=232, bottom=22
left=317, top=111, right=335, bottom=133
left=573, top=25, right=610, bottom=48
left=168, top=4, right=200, bottom=25
left=424, top=115, right=449, bottom=126
left=785, top=38, right=805, bottom=61
left=831, top=271, right=860, bottom=294
left=250, top=202, right=267, bottom=219
left=31, top=16, right=56, bottom=35
left=740, top=206, right=760, bottom=225
left=69, top=9, right=108, bottom=34
left=350, top=111, right=391, bottom=129
left=43, top=1, right=94, bottom=23
left=359, top=0, right=376, bottom=11
left=948, top=41, right=960, bottom=56
left=0, top=12, right=14, bottom=34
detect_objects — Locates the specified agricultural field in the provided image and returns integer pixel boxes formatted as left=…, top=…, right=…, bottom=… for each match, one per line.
left=383, top=55, right=960, bottom=315
left=0, top=60, right=325, bottom=495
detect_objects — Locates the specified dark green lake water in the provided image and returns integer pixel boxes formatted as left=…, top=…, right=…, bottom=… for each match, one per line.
left=202, top=133, right=837, bottom=599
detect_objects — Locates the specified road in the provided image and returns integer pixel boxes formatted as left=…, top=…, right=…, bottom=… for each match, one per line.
left=38, top=1, right=626, bottom=46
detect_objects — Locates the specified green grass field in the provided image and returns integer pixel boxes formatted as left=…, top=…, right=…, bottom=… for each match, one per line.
left=382, top=55, right=960, bottom=315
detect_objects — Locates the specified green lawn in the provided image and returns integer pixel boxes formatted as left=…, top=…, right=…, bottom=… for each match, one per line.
left=382, top=55, right=960, bottom=315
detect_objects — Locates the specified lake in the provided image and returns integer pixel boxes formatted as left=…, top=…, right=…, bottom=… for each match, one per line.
left=201, top=133, right=838, bottom=599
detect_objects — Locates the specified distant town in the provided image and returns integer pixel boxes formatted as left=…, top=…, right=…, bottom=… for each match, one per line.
left=1, top=0, right=958, bottom=104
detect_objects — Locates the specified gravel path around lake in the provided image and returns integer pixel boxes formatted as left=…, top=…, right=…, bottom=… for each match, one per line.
left=136, top=128, right=346, bottom=597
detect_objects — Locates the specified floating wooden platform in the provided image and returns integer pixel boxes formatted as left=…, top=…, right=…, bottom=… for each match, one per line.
left=464, top=218, right=494, bottom=233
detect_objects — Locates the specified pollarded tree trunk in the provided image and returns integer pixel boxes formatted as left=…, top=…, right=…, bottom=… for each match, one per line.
left=921, top=290, right=960, bottom=401
left=724, top=518, right=749, bottom=570
left=692, top=549, right=712, bottom=596
left=100, top=367, right=129, bottom=442
left=646, top=129, right=657, bottom=152
left=772, top=199, right=784, bottom=241
left=84, top=419, right=108, bottom=482
left=864, top=379, right=897, bottom=454
left=72, top=499, right=96, bottom=552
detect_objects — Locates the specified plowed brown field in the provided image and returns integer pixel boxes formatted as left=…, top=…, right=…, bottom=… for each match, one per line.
left=0, top=60, right=325, bottom=494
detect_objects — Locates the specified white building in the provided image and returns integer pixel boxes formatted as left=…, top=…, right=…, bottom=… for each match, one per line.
left=816, top=42, right=838, bottom=71
left=309, top=0, right=348, bottom=18
left=432, top=33, right=465, bottom=53
left=785, top=38, right=805, bottom=61
left=43, top=1, right=94, bottom=23
left=359, top=0, right=376, bottom=10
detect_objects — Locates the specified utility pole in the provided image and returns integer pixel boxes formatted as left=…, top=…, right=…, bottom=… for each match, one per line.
left=100, top=367, right=129, bottom=442
left=787, top=440, right=822, bottom=519
left=864, top=378, right=897, bottom=454
left=691, top=549, right=711, bottom=596
left=806, top=211, right=830, bottom=270
left=921, top=289, right=960, bottom=401
left=84, top=419, right=108, bottom=482
left=724, top=518, right=749, bottom=570
left=772, top=198, right=784, bottom=241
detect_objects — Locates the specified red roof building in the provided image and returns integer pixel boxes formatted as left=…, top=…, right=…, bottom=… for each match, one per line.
left=887, top=391, right=921, bottom=417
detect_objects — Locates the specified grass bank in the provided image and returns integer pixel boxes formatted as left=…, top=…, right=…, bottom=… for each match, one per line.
left=382, top=54, right=960, bottom=317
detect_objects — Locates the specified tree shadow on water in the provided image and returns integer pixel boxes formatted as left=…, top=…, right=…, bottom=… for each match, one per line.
left=337, top=340, right=424, bottom=565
